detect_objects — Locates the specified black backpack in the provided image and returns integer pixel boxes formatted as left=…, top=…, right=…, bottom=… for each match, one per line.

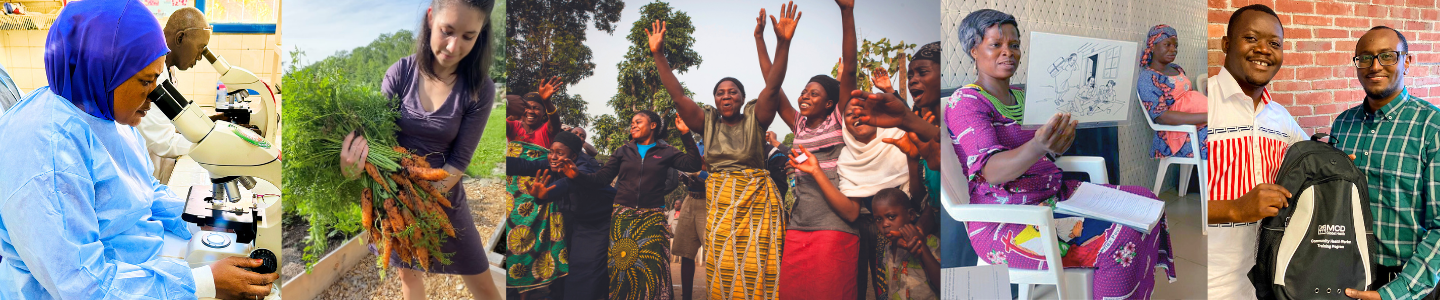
left=1250, top=133, right=1383, bottom=299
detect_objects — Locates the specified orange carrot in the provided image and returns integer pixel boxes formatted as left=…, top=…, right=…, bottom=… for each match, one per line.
left=392, top=182, right=418, bottom=210
left=414, top=244, right=431, bottom=271
left=397, top=238, right=412, bottom=264
left=384, top=197, right=403, bottom=232
left=417, top=179, right=451, bottom=208
left=361, top=188, right=375, bottom=232
left=389, top=173, right=417, bottom=204
left=417, top=179, right=449, bottom=207
left=380, top=234, right=392, bottom=267
left=406, top=166, right=450, bottom=181
left=435, top=210, right=456, bottom=238
left=365, top=162, right=390, bottom=192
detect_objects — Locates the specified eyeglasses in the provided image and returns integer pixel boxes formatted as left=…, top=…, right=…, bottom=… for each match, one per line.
left=176, top=27, right=213, bottom=38
left=1354, top=51, right=1406, bottom=68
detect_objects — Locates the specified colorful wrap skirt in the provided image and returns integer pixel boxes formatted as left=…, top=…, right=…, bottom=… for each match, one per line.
left=503, top=141, right=568, bottom=292
left=705, top=168, right=787, bottom=299
left=609, top=204, right=673, bottom=300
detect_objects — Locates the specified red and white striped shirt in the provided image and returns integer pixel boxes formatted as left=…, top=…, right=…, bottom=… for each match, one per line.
left=1206, top=68, right=1307, bottom=203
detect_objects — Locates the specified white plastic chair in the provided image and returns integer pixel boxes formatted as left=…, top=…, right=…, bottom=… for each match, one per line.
left=1137, top=90, right=1208, bottom=234
left=942, top=156, right=1109, bottom=300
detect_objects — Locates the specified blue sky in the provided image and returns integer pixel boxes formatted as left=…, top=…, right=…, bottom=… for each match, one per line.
left=569, top=0, right=941, bottom=136
left=280, top=0, right=430, bottom=66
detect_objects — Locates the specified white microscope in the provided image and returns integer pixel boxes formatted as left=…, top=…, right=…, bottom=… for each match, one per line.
left=148, top=48, right=283, bottom=298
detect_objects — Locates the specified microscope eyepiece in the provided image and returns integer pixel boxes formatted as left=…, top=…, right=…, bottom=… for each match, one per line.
left=147, top=79, right=187, bottom=119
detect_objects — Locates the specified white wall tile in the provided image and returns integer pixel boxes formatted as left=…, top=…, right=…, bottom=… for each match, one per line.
left=11, top=47, right=30, bottom=69
left=27, top=31, right=45, bottom=45
left=240, top=35, right=265, bottom=50
left=212, top=35, right=242, bottom=51
left=5, top=31, right=26, bottom=47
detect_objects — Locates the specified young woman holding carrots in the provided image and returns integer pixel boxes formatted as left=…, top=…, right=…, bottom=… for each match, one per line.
left=336, top=0, right=502, bottom=299
left=647, top=2, right=799, bottom=298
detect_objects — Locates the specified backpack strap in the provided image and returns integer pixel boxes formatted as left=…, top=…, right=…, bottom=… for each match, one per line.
left=1312, top=133, right=1336, bottom=145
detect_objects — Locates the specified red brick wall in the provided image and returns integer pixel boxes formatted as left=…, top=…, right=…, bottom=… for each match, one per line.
left=1208, top=0, right=1440, bottom=134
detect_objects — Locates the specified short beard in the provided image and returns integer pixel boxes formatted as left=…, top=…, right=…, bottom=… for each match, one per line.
left=1365, top=81, right=1403, bottom=102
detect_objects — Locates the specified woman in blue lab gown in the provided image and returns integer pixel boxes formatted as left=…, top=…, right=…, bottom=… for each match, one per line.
left=0, top=0, right=276, bottom=298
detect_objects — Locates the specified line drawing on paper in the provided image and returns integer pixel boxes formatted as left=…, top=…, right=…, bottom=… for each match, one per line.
left=1038, top=43, right=1125, bottom=117
left=1022, top=32, right=1138, bottom=126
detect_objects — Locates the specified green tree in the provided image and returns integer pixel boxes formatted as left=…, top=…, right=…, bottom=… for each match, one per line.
left=831, top=38, right=916, bottom=99
left=594, top=1, right=702, bottom=155
left=491, top=1, right=507, bottom=83
left=506, top=0, right=624, bottom=128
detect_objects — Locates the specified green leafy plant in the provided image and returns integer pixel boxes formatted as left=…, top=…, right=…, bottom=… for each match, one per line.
left=831, top=38, right=916, bottom=98
left=282, top=30, right=464, bottom=276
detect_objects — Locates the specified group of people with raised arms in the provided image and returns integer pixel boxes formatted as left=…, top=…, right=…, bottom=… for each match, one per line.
left=503, top=0, right=943, bottom=299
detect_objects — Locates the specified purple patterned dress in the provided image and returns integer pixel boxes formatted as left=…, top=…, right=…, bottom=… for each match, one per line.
left=946, top=85, right=1176, bottom=299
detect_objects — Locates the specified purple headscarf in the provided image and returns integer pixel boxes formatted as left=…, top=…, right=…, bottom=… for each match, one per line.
left=44, top=0, right=169, bottom=121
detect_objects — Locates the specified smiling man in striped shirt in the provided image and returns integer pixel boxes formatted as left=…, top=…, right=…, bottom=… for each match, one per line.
left=1331, top=26, right=1440, bottom=300
left=1205, top=5, right=1310, bottom=299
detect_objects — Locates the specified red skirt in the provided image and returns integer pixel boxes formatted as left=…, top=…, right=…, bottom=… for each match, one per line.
left=779, top=229, right=859, bottom=299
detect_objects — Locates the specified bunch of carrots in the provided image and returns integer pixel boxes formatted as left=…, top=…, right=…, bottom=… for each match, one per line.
left=359, top=145, right=456, bottom=271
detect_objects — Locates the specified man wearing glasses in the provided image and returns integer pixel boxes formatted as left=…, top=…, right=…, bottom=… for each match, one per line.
left=1330, top=26, right=1440, bottom=300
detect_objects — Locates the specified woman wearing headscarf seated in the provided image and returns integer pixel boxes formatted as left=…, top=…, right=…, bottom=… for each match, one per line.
left=1137, top=24, right=1208, bottom=159
left=0, top=0, right=277, bottom=298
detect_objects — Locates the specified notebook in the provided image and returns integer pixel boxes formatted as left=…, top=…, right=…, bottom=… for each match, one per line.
left=1055, top=182, right=1165, bottom=234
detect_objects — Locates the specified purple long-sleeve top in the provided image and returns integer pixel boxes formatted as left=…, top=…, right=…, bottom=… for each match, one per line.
left=383, top=55, right=495, bottom=181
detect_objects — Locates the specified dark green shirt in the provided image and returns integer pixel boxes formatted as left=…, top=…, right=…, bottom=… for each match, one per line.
left=701, top=103, right=766, bottom=172
left=1331, top=89, right=1440, bottom=300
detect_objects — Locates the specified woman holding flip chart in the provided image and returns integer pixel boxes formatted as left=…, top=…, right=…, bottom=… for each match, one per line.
left=946, top=9, right=1177, bottom=299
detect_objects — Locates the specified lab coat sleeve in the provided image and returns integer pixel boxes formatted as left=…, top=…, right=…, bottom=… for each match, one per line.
left=192, top=266, right=216, bottom=298
left=138, top=110, right=193, bottom=158
left=149, top=174, right=193, bottom=239
left=3, top=165, right=196, bottom=298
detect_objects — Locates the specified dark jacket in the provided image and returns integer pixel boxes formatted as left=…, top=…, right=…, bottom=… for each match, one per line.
left=576, top=140, right=703, bottom=209
left=504, top=153, right=615, bottom=224
left=764, top=144, right=791, bottom=199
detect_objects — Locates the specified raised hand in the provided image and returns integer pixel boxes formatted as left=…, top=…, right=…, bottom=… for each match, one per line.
left=551, top=157, right=578, bottom=179
left=1028, top=113, right=1078, bottom=155
left=849, top=89, right=911, bottom=129
left=754, top=8, right=767, bottom=39
left=524, top=170, right=557, bottom=199
left=787, top=145, right=822, bottom=176
left=766, top=131, right=780, bottom=147
left=676, top=115, right=690, bottom=134
left=536, top=76, right=564, bottom=100
left=645, top=20, right=667, bottom=54
left=835, top=0, right=854, bottom=10
left=882, top=132, right=924, bottom=157
left=872, top=67, right=894, bottom=94
left=769, top=1, right=802, bottom=42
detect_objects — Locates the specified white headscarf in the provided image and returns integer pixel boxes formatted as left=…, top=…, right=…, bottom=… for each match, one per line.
left=838, top=126, right=911, bottom=197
